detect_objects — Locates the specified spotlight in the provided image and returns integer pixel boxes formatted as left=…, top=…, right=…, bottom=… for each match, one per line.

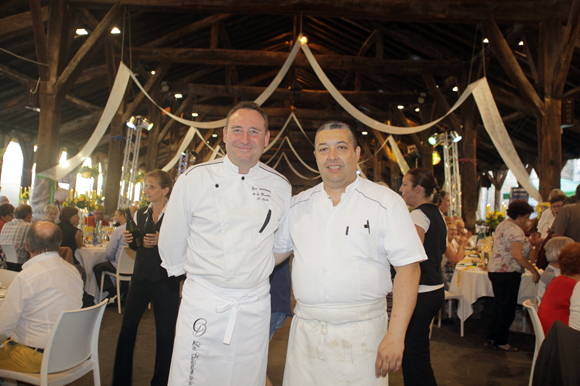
left=397, top=105, right=404, bottom=110
left=483, top=38, right=489, bottom=43
left=111, top=27, right=121, bottom=34
left=126, top=116, right=137, bottom=129
left=300, top=36, right=308, bottom=44
left=452, top=86, right=458, bottom=92
left=76, top=28, right=88, bottom=36
left=361, top=131, right=368, bottom=135
left=212, top=134, right=218, bottom=137
left=192, top=112, right=199, bottom=117
left=450, top=130, right=462, bottom=143
left=415, top=108, right=420, bottom=112
left=518, top=41, right=524, bottom=46
left=432, top=151, right=441, bottom=165
left=151, top=71, right=156, bottom=75
left=174, top=94, right=183, bottom=99
left=428, top=136, right=437, bottom=146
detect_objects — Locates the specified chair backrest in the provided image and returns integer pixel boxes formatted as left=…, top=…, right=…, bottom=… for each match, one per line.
left=524, top=299, right=545, bottom=350
left=117, top=247, right=136, bottom=275
left=58, top=247, right=74, bottom=265
left=1, top=243, right=19, bottom=264
left=0, top=268, right=18, bottom=287
left=40, top=299, right=107, bottom=375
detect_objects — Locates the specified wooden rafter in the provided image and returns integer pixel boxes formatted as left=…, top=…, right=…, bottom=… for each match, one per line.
left=0, top=6, right=48, bottom=37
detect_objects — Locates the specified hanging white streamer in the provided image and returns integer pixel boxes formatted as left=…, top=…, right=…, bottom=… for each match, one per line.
left=285, top=138, right=320, bottom=173
left=209, top=145, right=222, bottom=161
left=300, top=42, right=472, bottom=135
left=469, top=79, right=541, bottom=201
left=264, top=115, right=292, bottom=153
left=275, top=153, right=320, bottom=180
left=37, top=64, right=132, bottom=180
left=387, top=136, right=410, bottom=174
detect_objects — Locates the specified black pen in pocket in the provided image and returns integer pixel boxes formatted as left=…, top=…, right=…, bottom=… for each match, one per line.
left=259, top=209, right=272, bottom=233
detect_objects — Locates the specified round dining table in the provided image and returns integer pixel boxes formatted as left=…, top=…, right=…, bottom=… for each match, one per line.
left=448, top=262, right=537, bottom=322
left=75, top=245, right=108, bottom=303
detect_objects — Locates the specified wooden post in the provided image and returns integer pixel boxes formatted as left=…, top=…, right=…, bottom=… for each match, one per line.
left=104, top=103, right=125, bottom=214
left=539, top=96, right=562, bottom=199
left=145, top=91, right=163, bottom=171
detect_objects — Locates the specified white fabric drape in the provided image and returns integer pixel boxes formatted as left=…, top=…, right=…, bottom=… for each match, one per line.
left=37, top=64, right=132, bottom=180
left=38, top=34, right=540, bottom=202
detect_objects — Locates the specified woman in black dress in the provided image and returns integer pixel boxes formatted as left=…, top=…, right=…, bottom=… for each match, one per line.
left=399, top=168, right=447, bottom=386
left=112, top=170, right=182, bottom=386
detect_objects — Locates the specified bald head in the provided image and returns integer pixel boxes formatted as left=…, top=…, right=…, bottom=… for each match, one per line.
left=25, top=221, right=62, bottom=256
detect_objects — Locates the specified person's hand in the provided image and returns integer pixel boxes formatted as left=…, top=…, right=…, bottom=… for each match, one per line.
left=123, top=230, right=133, bottom=244
left=375, top=334, right=404, bottom=378
left=144, top=231, right=159, bottom=247
left=532, top=271, right=541, bottom=283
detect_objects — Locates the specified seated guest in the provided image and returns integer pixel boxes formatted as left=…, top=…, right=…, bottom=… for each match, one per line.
left=43, top=204, right=59, bottom=223
left=538, top=192, right=567, bottom=238
left=0, top=204, right=33, bottom=271
left=537, top=237, right=574, bottom=303
left=538, top=242, right=580, bottom=334
left=84, top=205, right=110, bottom=227
left=0, top=203, right=14, bottom=233
left=442, top=217, right=466, bottom=288
left=0, top=196, right=9, bottom=205
left=94, top=210, right=127, bottom=299
left=57, top=206, right=84, bottom=258
left=0, top=221, right=83, bottom=373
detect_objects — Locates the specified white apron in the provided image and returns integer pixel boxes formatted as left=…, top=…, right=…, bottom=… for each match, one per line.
left=168, top=275, right=270, bottom=386
left=283, top=298, right=389, bottom=386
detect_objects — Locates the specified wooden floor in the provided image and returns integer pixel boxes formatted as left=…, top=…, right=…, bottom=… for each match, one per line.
left=59, top=297, right=537, bottom=386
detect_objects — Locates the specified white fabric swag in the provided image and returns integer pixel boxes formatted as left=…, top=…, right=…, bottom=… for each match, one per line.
left=37, top=34, right=541, bottom=201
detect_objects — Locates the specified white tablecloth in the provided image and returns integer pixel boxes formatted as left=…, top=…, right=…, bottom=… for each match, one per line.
left=75, top=246, right=108, bottom=301
left=448, top=265, right=536, bottom=322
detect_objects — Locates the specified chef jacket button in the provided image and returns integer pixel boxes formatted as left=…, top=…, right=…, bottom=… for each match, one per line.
left=241, top=176, right=245, bottom=180
left=215, top=184, right=219, bottom=188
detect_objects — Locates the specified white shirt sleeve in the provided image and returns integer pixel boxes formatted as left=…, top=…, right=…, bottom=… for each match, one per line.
left=569, top=282, right=580, bottom=331
left=158, top=174, right=190, bottom=277
left=410, top=209, right=430, bottom=232
left=537, top=208, right=554, bottom=238
left=383, top=196, right=428, bottom=267
left=0, top=275, right=29, bottom=342
left=273, top=208, right=293, bottom=254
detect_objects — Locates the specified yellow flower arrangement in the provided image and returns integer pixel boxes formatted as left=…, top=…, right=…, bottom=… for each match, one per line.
left=485, top=210, right=505, bottom=233
left=63, top=191, right=103, bottom=212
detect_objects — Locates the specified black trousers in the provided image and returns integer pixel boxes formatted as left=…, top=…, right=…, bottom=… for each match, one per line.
left=487, top=271, right=522, bottom=346
left=402, top=287, right=445, bottom=386
left=112, top=276, right=181, bottom=386
left=93, top=261, right=116, bottom=294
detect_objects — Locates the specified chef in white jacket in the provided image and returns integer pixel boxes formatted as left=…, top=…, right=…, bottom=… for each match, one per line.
left=274, top=121, right=425, bottom=385
left=159, top=102, right=291, bottom=386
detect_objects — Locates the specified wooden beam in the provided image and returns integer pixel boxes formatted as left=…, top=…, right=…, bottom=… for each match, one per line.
left=46, top=0, right=68, bottom=83
left=553, top=0, right=580, bottom=97
left=169, top=83, right=422, bottom=105
left=74, top=64, right=108, bottom=85
left=63, top=94, right=103, bottom=112
left=340, top=29, right=379, bottom=89
left=123, top=60, right=172, bottom=121
left=55, top=4, right=122, bottom=97
left=0, top=7, right=48, bottom=37
left=29, top=0, right=49, bottom=80
left=192, top=104, right=391, bottom=121
left=59, top=111, right=102, bottom=135
left=422, top=74, right=463, bottom=135
left=482, top=20, right=544, bottom=118
left=156, top=93, right=194, bottom=144
left=489, top=84, right=534, bottom=116
left=141, top=14, right=231, bottom=48
left=129, top=47, right=462, bottom=75
left=65, top=0, right=572, bottom=22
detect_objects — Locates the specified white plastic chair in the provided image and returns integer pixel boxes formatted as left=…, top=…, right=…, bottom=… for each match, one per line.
left=437, top=290, right=465, bottom=337
left=0, top=268, right=18, bottom=287
left=0, top=299, right=108, bottom=386
left=98, top=247, right=136, bottom=313
left=523, top=299, right=545, bottom=386
left=1, top=243, right=19, bottom=264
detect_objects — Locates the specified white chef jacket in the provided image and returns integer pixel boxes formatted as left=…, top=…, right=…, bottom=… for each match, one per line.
left=159, top=155, right=291, bottom=289
left=0, top=251, right=83, bottom=348
left=274, top=176, right=427, bottom=306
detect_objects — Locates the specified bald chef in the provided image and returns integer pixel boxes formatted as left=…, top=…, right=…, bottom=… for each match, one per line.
left=159, top=101, right=291, bottom=385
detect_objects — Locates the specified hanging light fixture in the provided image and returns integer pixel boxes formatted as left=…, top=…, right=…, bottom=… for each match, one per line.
left=450, top=130, right=462, bottom=143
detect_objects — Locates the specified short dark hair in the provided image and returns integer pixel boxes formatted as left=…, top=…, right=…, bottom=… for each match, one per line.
left=405, top=168, right=441, bottom=203
left=559, top=242, right=580, bottom=276
left=225, top=101, right=268, bottom=131
left=315, top=121, right=357, bottom=148
left=563, top=195, right=578, bottom=206
left=14, top=204, right=32, bottom=219
left=0, top=203, right=14, bottom=217
left=506, top=199, right=533, bottom=220
left=24, top=221, right=62, bottom=254
left=145, top=170, right=174, bottom=199
left=59, top=206, right=79, bottom=223
left=550, top=193, right=567, bottom=205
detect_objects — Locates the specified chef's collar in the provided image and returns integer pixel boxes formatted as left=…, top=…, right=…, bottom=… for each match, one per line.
left=224, top=154, right=261, bottom=176
left=320, top=175, right=362, bottom=201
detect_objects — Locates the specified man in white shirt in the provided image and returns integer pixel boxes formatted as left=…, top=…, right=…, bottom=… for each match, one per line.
left=537, top=236, right=573, bottom=303
left=94, top=210, right=128, bottom=300
left=274, top=122, right=425, bottom=385
left=159, top=101, right=291, bottom=385
left=0, top=221, right=83, bottom=373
